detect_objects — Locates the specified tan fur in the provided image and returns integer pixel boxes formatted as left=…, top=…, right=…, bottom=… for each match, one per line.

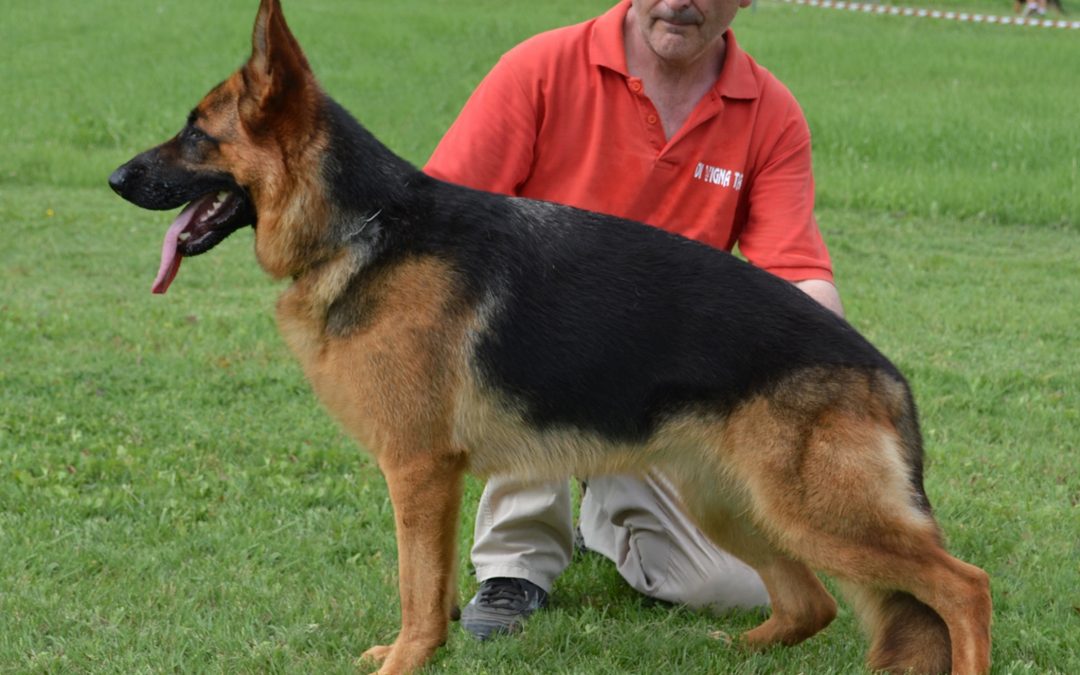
left=843, top=584, right=953, bottom=674
left=278, top=256, right=470, bottom=457
left=444, top=358, right=991, bottom=674
left=277, top=254, right=472, bottom=673
left=124, top=2, right=992, bottom=672
left=262, top=161, right=991, bottom=675
left=698, top=375, right=990, bottom=673
left=196, top=73, right=334, bottom=280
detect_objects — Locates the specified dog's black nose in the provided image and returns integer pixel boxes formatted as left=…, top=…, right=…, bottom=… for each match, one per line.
left=108, top=164, right=130, bottom=195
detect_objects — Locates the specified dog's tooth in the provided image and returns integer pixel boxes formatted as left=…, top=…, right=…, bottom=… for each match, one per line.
left=204, top=194, right=226, bottom=220
left=204, top=192, right=228, bottom=218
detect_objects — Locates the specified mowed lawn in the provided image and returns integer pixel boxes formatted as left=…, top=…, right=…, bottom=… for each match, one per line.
left=1, top=1, right=1077, bottom=673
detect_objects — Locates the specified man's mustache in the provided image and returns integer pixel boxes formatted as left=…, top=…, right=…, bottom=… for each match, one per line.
left=651, top=5, right=705, bottom=25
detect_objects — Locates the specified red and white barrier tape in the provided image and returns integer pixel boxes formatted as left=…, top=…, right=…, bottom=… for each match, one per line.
left=777, top=0, right=1080, bottom=29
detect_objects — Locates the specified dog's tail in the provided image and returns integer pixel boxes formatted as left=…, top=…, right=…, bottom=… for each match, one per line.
left=841, top=584, right=952, bottom=674
left=880, top=371, right=937, bottom=518
left=840, top=374, right=951, bottom=674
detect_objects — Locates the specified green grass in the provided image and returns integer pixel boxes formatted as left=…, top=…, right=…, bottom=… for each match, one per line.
left=1, top=1, right=1078, bottom=673
left=750, top=3, right=1079, bottom=227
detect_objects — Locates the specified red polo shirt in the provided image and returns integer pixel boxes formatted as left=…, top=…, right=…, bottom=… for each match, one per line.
left=425, top=0, right=832, bottom=283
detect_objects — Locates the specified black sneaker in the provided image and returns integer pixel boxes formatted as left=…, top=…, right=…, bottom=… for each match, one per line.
left=460, top=577, right=548, bottom=640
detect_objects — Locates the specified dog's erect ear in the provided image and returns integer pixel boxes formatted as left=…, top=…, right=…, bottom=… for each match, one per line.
left=241, top=0, right=317, bottom=137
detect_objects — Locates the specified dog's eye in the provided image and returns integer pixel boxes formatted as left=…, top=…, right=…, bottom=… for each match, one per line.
left=182, top=126, right=211, bottom=144
left=179, top=121, right=220, bottom=148
left=177, top=125, right=219, bottom=162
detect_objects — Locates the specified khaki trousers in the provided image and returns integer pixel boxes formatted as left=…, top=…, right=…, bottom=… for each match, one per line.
left=471, top=472, right=769, bottom=613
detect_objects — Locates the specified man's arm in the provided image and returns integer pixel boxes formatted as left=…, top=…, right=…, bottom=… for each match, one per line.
left=425, top=54, right=537, bottom=195
left=739, top=91, right=844, bottom=318
left=794, top=278, right=844, bottom=318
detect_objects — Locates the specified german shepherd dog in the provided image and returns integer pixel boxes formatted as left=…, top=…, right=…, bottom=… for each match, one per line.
left=109, top=1, right=991, bottom=673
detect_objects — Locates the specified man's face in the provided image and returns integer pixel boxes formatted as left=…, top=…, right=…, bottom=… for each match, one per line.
left=630, top=0, right=751, bottom=67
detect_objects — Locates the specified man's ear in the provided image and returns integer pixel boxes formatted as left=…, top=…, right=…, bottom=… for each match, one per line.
left=241, top=0, right=316, bottom=134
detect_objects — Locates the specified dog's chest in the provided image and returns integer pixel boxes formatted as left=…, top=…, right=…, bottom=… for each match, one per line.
left=274, top=258, right=473, bottom=455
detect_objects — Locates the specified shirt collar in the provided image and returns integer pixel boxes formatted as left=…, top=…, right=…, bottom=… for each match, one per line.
left=589, top=0, right=759, bottom=101
left=588, top=0, right=633, bottom=75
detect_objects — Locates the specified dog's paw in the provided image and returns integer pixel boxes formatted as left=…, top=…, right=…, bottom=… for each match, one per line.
left=359, top=643, right=393, bottom=664
left=359, top=642, right=437, bottom=675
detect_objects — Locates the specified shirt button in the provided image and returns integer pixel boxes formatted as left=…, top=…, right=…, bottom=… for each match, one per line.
left=646, top=114, right=658, bottom=125
left=629, top=81, right=642, bottom=93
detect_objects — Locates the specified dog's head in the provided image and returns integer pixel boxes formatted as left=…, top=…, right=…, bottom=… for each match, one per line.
left=110, top=0, right=328, bottom=291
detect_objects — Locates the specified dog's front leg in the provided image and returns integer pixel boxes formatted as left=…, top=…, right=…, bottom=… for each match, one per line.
left=362, top=450, right=466, bottom=675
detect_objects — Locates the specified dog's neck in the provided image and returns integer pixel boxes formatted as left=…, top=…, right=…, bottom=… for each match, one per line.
left=320, top=97, right=415, bottom=222
left=280, top=97, right=422, bottom=321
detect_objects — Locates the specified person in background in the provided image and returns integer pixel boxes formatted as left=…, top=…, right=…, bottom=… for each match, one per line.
left=425, top=0, right=844, bottom=640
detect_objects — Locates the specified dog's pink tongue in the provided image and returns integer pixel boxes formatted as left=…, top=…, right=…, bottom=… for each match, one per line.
left=151, top=199, right=202, bottom=294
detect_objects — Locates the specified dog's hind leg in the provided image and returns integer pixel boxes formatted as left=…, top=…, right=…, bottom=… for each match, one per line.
left=808, top=534, right=989, bottom=674
left=722, top=400, right=991, bottom=674
left=840, top=583, right=951, bottom=674
left=821, top=520, right=989, bottom=672
left=673, top=484, right=837, bottom=649
left=740, top=554, right=837, bottom=649
left=361, top=450, right=467, bottom=675
left=784, top=459, right=990, bottom=672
